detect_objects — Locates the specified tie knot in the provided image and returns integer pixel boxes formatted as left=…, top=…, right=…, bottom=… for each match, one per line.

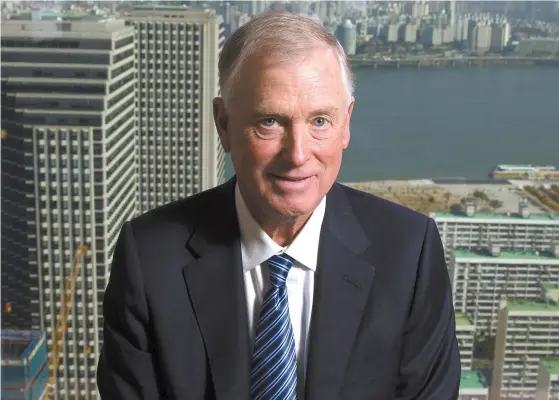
left=266, top=253, right=294, bottom=287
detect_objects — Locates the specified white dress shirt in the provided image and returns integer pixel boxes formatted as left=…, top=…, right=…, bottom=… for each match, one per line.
left=234, top=183, right=326, bottom=399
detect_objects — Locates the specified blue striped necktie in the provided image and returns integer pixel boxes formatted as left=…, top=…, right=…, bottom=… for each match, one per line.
left=250, top=253, right=298, bottom=400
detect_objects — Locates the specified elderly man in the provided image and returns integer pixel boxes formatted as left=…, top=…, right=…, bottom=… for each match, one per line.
left=97, top=11, right=460, bottom=400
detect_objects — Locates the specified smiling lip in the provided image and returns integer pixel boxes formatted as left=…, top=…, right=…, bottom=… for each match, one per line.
left=269, top=174, right=314, bottom=191
left=272, top=174, right=312, bottom=181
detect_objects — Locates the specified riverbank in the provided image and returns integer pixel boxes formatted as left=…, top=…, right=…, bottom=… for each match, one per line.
left=342, top=179, right=555, bottom=215
left=348, top=56, right=559, bottom=69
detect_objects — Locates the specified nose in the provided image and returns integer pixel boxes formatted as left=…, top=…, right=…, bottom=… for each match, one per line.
left=281, top=123, right=311, bottom=167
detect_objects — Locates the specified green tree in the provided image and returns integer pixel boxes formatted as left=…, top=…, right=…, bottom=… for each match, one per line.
left=488, top=199, right=503, bottom=210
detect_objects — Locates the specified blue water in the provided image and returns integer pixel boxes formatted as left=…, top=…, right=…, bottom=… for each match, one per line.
left=225, top=66, right=559, bottom=181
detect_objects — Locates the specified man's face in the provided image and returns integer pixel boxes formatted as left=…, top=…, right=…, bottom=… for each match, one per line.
left=214, top=47, right=354, bottom=221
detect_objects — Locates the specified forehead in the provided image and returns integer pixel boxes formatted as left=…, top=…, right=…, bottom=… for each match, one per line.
left=235, top=48, right=347, bottom=111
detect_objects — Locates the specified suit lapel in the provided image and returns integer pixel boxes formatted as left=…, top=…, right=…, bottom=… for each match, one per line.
left=305, top=184, right=377, bottom=400
left=182, top=177, right=251, bottom=399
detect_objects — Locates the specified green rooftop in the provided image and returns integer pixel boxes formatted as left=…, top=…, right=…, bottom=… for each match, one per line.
left=39, top=11, right=91, bottom=20
left=455, top=312, right=473, bottom=327
left=460, top=370, right=487, bottom=389
left=433, top=211, right=559, bottom=221
left=506, top=299, right=559, bottom=312
left=541, top=358, right=559, bottom=375
left=134, top=4, right=191, bottom=9
left=453, top=248, right=559, bottom=261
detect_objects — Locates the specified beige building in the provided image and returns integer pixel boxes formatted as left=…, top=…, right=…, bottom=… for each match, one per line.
left=449, top=246, right=559, bottom=335
left=456, top=312, right=475, bottom=370
left=431, top=207, right=559, bottom=264
left=459, top=369, right=489, bottom=400
left=126, top=6, right=225, bottom=214
left=491, top=289, right=559, bottom=399
left=535, top=358, right=559, bottom=400
left=1, top=16, right=136, bottom=399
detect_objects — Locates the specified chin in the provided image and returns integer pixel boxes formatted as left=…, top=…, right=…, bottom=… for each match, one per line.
left=267, top=194, right=320, bottom=219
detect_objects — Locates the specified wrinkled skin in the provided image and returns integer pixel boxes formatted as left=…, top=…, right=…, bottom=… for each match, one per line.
left=213, top=47, right=354, bottom=245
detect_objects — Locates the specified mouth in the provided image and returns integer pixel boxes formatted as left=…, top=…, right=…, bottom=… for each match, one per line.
left=268, top=174, right=315, bottom=191
left=270, top=174, right=313, bottom=182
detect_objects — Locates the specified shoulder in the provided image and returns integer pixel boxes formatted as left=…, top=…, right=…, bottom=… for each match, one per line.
left=334, top=182, right=430, bottom=230
left=126, top=180, right=234, bottom=244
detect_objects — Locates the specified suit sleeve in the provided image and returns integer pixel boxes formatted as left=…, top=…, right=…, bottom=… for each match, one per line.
left=395, top=217, right=461, bottom=399
left=97, top=221, right=161, bottom=399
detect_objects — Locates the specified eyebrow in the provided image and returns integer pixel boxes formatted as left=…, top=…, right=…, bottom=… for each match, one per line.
left=251, top=105, right=340, bottom=119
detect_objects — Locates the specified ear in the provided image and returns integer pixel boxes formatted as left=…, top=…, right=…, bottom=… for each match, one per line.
left=213, top=97, right=230, bottom=153
left=342, top=97, right=354, bottom=150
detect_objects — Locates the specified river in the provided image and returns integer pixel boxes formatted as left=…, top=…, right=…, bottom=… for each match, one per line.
left=225, top=66, right=559, bottom=181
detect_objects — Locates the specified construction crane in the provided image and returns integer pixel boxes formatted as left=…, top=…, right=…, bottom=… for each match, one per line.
left=45, top=245, right=89, bottom=400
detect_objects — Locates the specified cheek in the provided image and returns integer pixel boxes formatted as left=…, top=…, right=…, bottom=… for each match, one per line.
left=316, top=138, right=345, bottom=166
left=232, top=138, right=277, bottom=178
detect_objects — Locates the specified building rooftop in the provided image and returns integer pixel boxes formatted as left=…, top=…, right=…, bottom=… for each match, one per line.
left=432, top=211, right=559, bottom=221
left=134, top=4, right=191, bottom=10
left=39, top=11, right=92, bottom=20
left=453, top=248, right=559, bottom=261
left=506, top=299, right=559, bottom=312
left=1, top=330, right=44, bottom=364
left=460, top=369, right=488, bottom=389
left=541, top=358, right=559, bottom=376
left=9, top=10, right=95, bottom=21
left=455, top=312, right=473, bottom=327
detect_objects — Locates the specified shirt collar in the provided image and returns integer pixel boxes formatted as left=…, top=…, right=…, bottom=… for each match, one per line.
left=235, top=183, right=326, bottom=273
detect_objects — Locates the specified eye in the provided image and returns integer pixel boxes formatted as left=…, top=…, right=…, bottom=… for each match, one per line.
left=260, top=118, right=277, bottom=127
left=313, top=117, right=327, bottom=127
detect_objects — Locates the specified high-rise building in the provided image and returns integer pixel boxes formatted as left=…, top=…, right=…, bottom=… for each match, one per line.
left=442, top=25, right=455, bottom=43
left=456, top=312, right=475, bottom=370
left=1, top=330, right=48, bottom=400
left=127, top=6, right=225, bottom=214
left=127, top=5, right=225, bottom=216
left=535, top=358, right=559, bottom=400
left=491, top=291, right=559, bottom=399
left=231, top=12, right=251, bottom=32
left=491, top=23, right=510, bottom=51
left=1, top=17, right=136, bottom=399
left=411, top=1, right=429, bottom=18
left=455, top=16, right=470, bottom=42
left=386, top=23, right=400, bottom=43
left=337, top=19, right=356, bottom=56
left=449, top=246, right=559, bottom=335
left=420, top=26, right=443, bottom=47
left=250, top=0, right=268, bottom=16
left=400, top=23, right=418, bottom=43
left=449, top=0, right=457, bottom=28
left=472, top=23, right=492, bottom=53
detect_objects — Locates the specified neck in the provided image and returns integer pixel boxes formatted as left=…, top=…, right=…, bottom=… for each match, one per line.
left=259, top=213, right=312, bottom=247
left=241, top=194, right=313, bottom=247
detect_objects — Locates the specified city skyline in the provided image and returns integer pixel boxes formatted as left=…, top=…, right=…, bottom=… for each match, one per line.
left=1, top=1, right=558, bottom=399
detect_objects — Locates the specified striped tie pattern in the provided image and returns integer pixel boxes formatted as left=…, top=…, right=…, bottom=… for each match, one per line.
left=250, top=253, right=297, bottom=400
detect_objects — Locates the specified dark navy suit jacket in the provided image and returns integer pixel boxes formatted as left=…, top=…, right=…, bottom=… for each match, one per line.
left=97, top=177, right=460, bottom=399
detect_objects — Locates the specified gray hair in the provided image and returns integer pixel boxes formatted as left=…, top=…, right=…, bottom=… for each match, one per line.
left=218, top=11, right=354, bottom=107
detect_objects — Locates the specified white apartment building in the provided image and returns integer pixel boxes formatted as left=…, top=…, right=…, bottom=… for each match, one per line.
left=431, top=205, right=559, bottom=263
left=536, top=358, right=559, bottom=400
left=449, top=244, right=559, bottom=335
left=459, top=369, right=489, bottom=400
left=456, top=312, right=475, bottom=370
left=491, top=290, right=559, bottom=399
left=126, top=6, right=225, bottom=214
left=1, top=17, right=136, bottom=399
